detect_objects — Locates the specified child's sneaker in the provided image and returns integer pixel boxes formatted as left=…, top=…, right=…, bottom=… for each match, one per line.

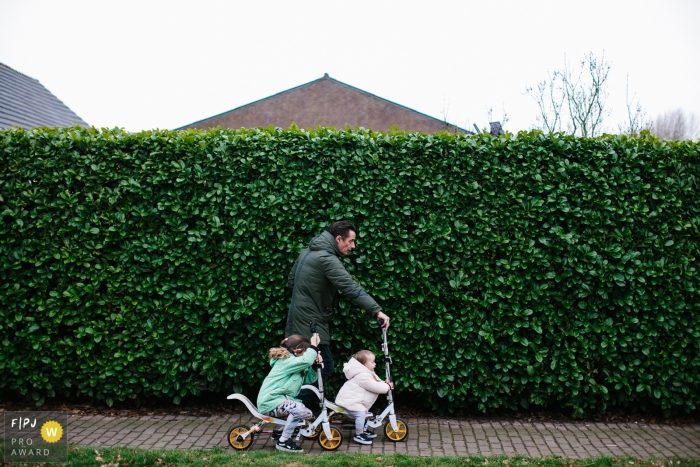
left=363, top=430, right=377, bottom=439
left=353, top=432, right=373, bottom=445
left=276, top=438, right=303, bottom=453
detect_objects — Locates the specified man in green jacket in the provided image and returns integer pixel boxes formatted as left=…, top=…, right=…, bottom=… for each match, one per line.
left=285, top=220, right=390, bottom=385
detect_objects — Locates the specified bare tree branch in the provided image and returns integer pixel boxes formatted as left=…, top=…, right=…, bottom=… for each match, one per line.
left=526, top=71, right=563, bottom=133
left=485, top=105, right=510, bottom=129
left=619, top=74, right=651, bottom=135
left=561, top=52, right=611, bottom=137
left=528, top=52, right=620, bottom=137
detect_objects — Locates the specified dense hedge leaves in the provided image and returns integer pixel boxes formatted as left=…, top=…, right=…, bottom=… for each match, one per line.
left=1, top=126, right=699, bottom=416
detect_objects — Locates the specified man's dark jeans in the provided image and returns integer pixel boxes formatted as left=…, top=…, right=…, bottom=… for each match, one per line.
left=298, top=343, right=334, bottom=411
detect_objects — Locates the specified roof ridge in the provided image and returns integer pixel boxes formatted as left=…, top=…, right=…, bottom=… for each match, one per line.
left=319, top=75, right=467, bottom=132
left=0, top=62, right=89, bottom=129
left=0, top=62, right=41, bottom=84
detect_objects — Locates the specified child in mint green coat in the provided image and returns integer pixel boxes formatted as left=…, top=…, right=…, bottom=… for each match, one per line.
left=257, top=333, right=321, bottom=453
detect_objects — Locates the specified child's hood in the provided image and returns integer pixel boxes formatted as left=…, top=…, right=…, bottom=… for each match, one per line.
left=343, top=357, right=377, bottom=380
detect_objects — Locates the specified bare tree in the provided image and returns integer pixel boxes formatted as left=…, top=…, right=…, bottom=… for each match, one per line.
left=527, top=52, right=613, bottom=137
left=562, top=53, right=611, bottom=137
left=526, top=71, right=564, bottom=133
left=651, top=109, right=700, bottom=141
left=619, top=74, right=651, bottom=136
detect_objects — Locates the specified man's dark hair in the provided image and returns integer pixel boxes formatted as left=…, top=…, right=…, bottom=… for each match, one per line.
left=327, top=221, right=357, bottom=239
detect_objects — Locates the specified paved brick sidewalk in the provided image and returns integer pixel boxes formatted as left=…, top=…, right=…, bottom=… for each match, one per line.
left=62, top=413, right=700, bottom=459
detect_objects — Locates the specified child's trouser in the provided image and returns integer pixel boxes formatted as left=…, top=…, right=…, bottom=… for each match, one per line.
left=267, top=400, right=313, bottom=440
left=344, top=409, right=367, bottom=432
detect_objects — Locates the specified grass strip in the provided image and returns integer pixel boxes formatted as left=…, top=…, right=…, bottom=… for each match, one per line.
left=3, top=443, right=699, bottom=467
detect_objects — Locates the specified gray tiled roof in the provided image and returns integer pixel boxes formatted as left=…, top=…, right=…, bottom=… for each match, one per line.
left=0, top=62, right=89, bottom=129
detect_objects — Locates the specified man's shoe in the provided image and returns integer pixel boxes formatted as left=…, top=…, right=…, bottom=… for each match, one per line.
left=276, top=438, right=303, bottom=453
left=353, top=432, right=373, bottom=445
left=363, top=430, right=377, bottom=439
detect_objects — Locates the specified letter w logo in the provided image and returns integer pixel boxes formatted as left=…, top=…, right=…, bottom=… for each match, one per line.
left=46, top=428, right=58, bottom=437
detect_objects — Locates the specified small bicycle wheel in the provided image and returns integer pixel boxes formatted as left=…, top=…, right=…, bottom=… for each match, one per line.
left=384, top=418, right=408, bottom=442
left=318, top=426, right=343, bottom=450
left=227, top=424, right=254, bottom=450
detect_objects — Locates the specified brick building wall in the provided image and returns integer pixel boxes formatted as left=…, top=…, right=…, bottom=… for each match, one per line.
left=179, top=74, right=467, bottom=134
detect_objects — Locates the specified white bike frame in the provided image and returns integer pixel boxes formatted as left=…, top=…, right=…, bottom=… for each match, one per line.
left=226, top=392, right=334, bottom=442
left=302, top=324, right=399, bottom=433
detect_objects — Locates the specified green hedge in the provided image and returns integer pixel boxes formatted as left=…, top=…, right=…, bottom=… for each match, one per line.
left=1, top=126, right=699, bottom=417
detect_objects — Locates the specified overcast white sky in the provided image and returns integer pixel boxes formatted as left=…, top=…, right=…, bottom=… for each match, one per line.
left=1, top=0, right=699, bottom=134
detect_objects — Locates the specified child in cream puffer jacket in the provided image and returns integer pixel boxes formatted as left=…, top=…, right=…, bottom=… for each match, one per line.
left=335, top=350, right=393, bottom=445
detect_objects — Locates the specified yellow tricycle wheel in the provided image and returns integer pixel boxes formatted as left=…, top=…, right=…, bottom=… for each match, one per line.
left=227, top=424, right=254, bottom=450
left=317, top=426, right=343, bottom=450
left=384, top=418, right=409, bottom=442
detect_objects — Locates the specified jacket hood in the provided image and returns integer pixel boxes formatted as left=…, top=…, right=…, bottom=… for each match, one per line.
left=343, top=357, right=370, bottom=380
left=309, top=231, right=339, bottom=256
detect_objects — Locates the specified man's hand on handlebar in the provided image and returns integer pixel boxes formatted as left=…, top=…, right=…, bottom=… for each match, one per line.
left=376, top=311, right=390, bottom=330
left=310, top=333, right=320, bottom=347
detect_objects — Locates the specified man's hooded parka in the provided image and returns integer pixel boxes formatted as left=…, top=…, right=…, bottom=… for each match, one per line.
left=286, top=231, right=382, bottom=343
